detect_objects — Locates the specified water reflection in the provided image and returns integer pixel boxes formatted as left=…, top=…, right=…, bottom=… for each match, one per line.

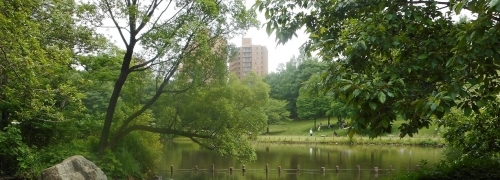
left=159, top=142, right=443, bottom=180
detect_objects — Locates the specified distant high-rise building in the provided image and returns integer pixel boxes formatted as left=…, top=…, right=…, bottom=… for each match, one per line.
left=229, top=38, right=268, bottom=78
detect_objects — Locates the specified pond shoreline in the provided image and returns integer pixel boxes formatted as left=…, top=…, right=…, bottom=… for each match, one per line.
left=173, top=135, right=446, bottom=148
left=255, top=135, right=446, bottom=147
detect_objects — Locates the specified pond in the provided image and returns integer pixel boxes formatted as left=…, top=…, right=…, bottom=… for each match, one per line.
left=158, top=141, right=443, bottom=180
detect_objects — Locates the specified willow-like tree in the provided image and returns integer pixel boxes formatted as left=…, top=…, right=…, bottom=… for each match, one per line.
left=83, top=0, right=258, bottom=155
left=256, top=0, right=500, bottom=138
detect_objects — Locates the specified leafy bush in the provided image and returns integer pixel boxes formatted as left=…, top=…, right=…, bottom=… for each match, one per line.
left=442, top=104, right=500, bottom=159
left=0, top=126, right=31, bottom=177
left=96, top=131, right=162, bottom=180
left=390, top=158, right=500, bottom=180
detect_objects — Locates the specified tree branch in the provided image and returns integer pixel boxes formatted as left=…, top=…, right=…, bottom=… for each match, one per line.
left=162, top=85, right=192, bottom=93
left=137, top=1, right=191, bottom=42
left=189, top=137, right=215, bottom=150
left=135, top=0, right=162, bottom=33
left=109, top=125, right=212, bottom=149
left=102, top=0, right=129, bottom=47
left=110, top=32, right=197, bottom=143
left=128, top=53, right=163, bottom=72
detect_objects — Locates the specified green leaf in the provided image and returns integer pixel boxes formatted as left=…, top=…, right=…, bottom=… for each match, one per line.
left=378, top=24, right=386, bottom=31
left=266, top=22, right=273, bottom=35
left=489, top=0, right=500, bottom=8
left=437, top=105, right=444, bottom=112
left=369, top=102, right=377, bottom=110
left=381, top=120, right=389, bottom=128
left=353, top=89, right=361, bottom=97
left=471, top=103, right=480, bottom=114
left=430, top=103, right=437, bottom=111
left=454, top=2, right=465, bottom=14
left=441, top=96, right=452, bottom=101
left=377, top=92, right=386, bottom=103
left=342, top=84, right=352, bottom=91
left=418, top=54, right=428, bottom=59
left=464, top=107, right=472, bottom=116
left=385, top=14, right=393, bottom=20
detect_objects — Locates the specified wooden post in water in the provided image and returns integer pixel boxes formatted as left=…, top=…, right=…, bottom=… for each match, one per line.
left=416, top=165, right=420, bottom=171
left=170, top=165, right=174, bottom=176
left=374, top=167, right=379, bottom=174
left=278, top=166, right=281, bottom=174
left=242, top=165, right=246, bottom=176
left=336, top=166, right=339, bottom=173
left=211, top=164, right=215, bottom=172
left=230, top=167, right=233, bottom=175
left=321, top=167, right=325, bottom=174
left=297, top=165, right=300, bottom=172
left=266, top=164, right=269, bottom=173
left=357, top=165, right=361, bottom=174
left=390, top=165, right=393, bottom=173
left=195, top=165, right=198, bottom=174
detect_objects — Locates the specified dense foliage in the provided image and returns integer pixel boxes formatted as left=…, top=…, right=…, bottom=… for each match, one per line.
left=265, top=55, right=328, bottom=119
left=257, top=0, right=500, bottom=178
left=390, top=158, right=500, bottom=180
left=256, top=0, right=500, bottom=139
left=0, top=0, right=270, bottom=179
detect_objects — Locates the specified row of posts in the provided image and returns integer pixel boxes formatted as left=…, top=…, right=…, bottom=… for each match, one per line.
left=170, top=164, right=421, bottom=175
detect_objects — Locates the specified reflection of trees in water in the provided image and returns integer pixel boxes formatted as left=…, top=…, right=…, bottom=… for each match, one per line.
left=160, top=143, right=443, bottom=179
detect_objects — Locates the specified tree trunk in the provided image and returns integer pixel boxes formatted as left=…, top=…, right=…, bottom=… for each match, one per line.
left=338, top=116, right=343, bottom=129
left=314, top=118, right=317, bottom=129
left=97, top=42, right=135, bottom=155
left=1, top=109, right=9, bottom=130
left=266, top=126, right=269, bottom=134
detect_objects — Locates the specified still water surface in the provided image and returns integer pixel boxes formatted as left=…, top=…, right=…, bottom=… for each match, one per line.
left=159, top=142, right=443, bottom=180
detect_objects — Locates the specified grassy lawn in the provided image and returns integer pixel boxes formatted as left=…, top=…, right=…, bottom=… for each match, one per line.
left=261, top=117, right=446, bottom=146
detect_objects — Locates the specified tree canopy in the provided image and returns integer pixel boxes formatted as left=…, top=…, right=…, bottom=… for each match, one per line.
left=256, top=0, right=500, bottom=139
left=1, top=0, right=266, bottom=178
left=77, top=0, right=259, bottom=155
left=265, top=54, right=326, bottom=119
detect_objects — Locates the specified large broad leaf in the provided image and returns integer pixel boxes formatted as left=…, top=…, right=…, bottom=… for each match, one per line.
left=353, top=89, right=361, bottom=97
left=381, top=120, right=389, bottom=129
left=377, top=92, right=386, bottom=103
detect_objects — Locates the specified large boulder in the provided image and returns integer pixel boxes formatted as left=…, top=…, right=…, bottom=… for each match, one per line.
left=39, top=155, right=107, bottom=180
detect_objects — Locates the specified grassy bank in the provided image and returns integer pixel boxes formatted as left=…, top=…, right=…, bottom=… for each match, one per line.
left=260, top=118, right=446, bottom=146
left=172, top=118, right=446, bottom=146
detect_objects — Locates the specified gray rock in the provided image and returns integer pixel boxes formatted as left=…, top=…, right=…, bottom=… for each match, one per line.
left=39, top=155, right=107, bottom=180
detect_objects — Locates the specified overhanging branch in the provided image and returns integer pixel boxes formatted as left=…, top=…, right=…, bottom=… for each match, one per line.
left=109, top=124, right=212, bottom=149
left=110, top=32, right=197, bottom=144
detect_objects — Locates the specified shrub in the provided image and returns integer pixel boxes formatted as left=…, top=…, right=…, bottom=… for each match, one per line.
left=390, top=158, right=500, bottom=180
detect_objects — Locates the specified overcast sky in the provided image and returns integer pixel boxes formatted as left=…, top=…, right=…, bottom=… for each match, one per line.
left=229, top=1, right=309, bottom=73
